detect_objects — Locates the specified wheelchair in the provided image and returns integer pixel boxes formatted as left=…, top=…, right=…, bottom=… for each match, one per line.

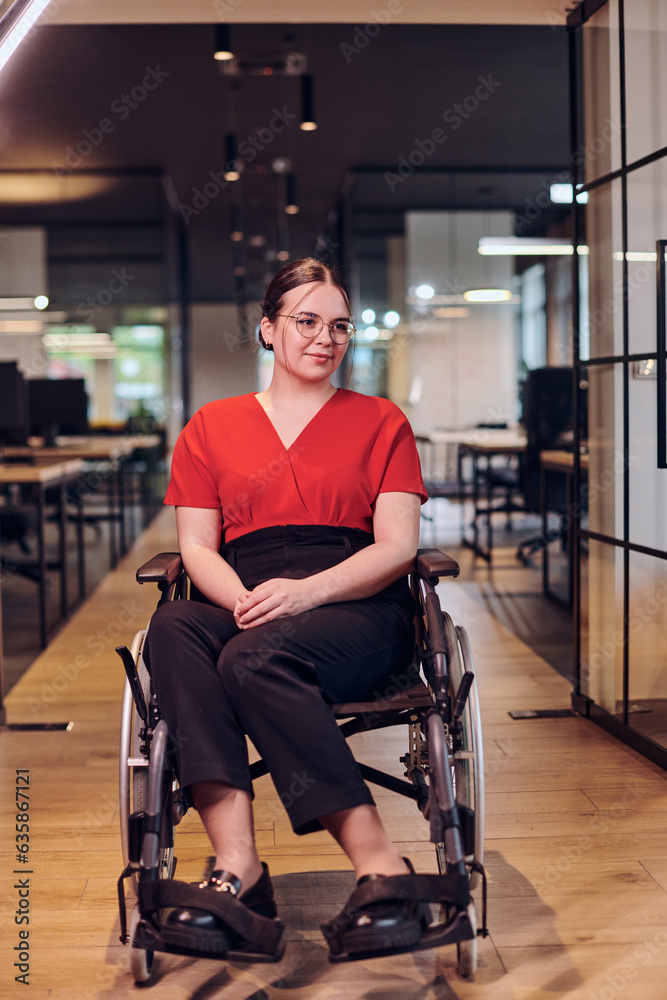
left=116, top=546, right=487, bottom=984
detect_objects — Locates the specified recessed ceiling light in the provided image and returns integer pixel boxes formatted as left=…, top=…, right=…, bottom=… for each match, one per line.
left=463, top=288, right=513, bottom=303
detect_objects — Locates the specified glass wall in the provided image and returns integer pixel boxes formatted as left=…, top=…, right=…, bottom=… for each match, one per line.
left=571, top=0, right=667, bottom=763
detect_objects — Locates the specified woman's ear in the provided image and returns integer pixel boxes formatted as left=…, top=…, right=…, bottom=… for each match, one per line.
left=259, top=316, right=273, bottom=351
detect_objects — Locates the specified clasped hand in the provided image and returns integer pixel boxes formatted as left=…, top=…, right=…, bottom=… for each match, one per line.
left=234, top=577, right=316, bottom=629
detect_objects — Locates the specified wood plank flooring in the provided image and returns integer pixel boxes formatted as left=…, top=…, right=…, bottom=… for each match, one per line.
left=1, top=507, right=666, bottom=999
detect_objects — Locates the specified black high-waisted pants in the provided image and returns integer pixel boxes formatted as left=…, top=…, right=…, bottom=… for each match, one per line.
left=142, top=525, right=417, bottom=835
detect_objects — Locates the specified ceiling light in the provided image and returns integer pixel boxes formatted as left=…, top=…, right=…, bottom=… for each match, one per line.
left=0, top=0, right=53, bottom=76
left=0, top=320, right=42, bottom=333
left=612, top=250, right=657, bottom=262
left=285, top=173, right=299, bottom=214
left=272, top=156, right=291, bottom=174
left=213, top=24, right=234, bottom=61
left=300, top=75, right=317, bottom=131
left=415, top=284, right=435, bottom=300
left=550, top=183, right=589, bottom=204
left=463, top=288, right=513, bottom=303
left=382, top=310, right=400, bottom=328
left=33, top=295, right=49, bottom=310
left=0, top=297, right=36, bottom=310
left=365, top=326, right=379, bottom=340
left=230, top=204, right=243, bottom=241
left=224, top=133, right=241, bottom=181
left=478, top=237, right=574, bottom=256
left=361, top=309, right=375, bottom=324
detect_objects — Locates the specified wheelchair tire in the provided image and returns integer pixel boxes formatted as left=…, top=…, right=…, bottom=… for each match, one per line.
left=456, top=902, right=477, bottom=979
left=441, top=613, right=485, bottom=879
left=119, top=629, right=175, bottom=897
left=454, top=623, right=485, bottom=878
left=129, top=901, right=155, bottom=984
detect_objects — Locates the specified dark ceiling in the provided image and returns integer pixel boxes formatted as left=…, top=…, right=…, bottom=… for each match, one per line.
left=0, top=21, right=570, bottom=305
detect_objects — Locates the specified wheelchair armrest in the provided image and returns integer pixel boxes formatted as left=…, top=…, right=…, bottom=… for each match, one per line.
left=136, top=552, right=184, bottom=585
left=416, top=547, right=460, bottom=584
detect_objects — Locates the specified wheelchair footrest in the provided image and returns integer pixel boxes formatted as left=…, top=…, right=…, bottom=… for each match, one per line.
left=132, top=877, right=285, bottom=963
left=322, top=869, right=473, bottom=962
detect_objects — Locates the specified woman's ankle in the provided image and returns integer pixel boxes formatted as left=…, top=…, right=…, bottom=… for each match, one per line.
left=213, top=855, right=264, bottom=893
left=354, top=853, right=410, bottom=881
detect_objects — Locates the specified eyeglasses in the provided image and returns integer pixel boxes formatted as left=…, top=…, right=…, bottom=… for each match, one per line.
left=276, top=312, right=355, bottom=344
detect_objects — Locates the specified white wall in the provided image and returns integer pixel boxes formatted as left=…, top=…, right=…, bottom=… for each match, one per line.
left=404, top=211, right=517, bottom=431
left=0, top=227, right=47, bottom=297
left=190, top=303, right=259, bottom=415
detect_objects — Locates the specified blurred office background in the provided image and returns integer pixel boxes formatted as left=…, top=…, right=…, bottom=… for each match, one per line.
left=0, top=0, right=666, bottom=769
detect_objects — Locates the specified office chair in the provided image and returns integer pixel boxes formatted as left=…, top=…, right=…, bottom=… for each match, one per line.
left=515, top=367, right=576, bottom=566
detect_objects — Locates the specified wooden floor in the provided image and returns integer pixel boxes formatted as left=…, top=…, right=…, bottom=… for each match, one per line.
left=2, top=508, right=667, bottom=999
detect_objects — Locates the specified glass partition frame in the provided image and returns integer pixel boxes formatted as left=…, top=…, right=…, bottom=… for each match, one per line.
left=569, top=0, right=667, bottom=768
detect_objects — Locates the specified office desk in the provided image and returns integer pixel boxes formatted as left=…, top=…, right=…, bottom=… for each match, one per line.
left=5, top=435, right=161, bottom=565
left=457, top=431, right=527, bottom=562
left=540, top=449, right=589, bottom=608
left=0, top=459, right=85, bottom=647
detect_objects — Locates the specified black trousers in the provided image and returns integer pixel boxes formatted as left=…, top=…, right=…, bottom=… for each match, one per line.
left=143, top=525, right=417, bottom=835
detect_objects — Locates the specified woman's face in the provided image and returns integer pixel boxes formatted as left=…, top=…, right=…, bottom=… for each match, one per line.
left=261, top=281, right=351, bottom=383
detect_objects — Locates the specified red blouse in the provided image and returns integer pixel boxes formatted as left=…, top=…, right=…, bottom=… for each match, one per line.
left=164, top=389, right=427, bottom=542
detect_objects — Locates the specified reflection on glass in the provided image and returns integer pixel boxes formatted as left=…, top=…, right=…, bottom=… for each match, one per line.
left=586, top=363, right=622, bottom=541
left=626, top=160, right=667, bottom=357
left=628, top=371, right=667, bottom=553
left=627, top=551, right=667, bottom=747
left=583, top=539, right=623, bottom=713
left=585, top=182, right=624, bottom=359
left=625, top=0, right=667, bottom=166
left=582, top=0, right=622, bottom=184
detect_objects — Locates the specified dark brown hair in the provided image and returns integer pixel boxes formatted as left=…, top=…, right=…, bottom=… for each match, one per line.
left=261, top=257, right=351, bottom=324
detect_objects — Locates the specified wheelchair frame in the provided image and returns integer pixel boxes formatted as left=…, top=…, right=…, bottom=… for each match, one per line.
left=116, top=547, right=487, bottom=984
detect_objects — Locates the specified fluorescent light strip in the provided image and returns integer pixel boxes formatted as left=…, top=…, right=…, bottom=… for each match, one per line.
left=0, top=320, right=42, bottom=333
left=463, top=288, right=513, bottom=303
left=612, top=251, right=657, bottom=262
left=478, top=237, right=589, bottom=257
left=0, top=296, right=37, bottom=310
left=0, top=0, right=53, bottom=76
left=479, top=237, right=572, bottom=256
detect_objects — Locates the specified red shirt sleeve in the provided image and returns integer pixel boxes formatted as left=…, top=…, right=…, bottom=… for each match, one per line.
left=371, top=401, right=428, bottom=504
left=164, top=408, right=220, bottom=508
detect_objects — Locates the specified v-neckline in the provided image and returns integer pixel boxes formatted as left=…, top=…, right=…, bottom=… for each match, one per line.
left=252, top=389, right=341, bottom=452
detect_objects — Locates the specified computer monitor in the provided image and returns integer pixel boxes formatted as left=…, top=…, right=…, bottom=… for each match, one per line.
left=521, top=367, right=574, bottom=451
left=0, top=362, right=30, bottom=446
left=28, top=378, right=89, bottom=445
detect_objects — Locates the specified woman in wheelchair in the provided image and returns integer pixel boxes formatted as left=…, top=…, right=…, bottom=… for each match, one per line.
left=142, top=257, right=434, bottom=962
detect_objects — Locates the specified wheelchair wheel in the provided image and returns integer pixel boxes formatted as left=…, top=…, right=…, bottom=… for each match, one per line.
left=119, top=629, right=175, bottom=896
left=129, top=901, right=155, bottom=984
left=456, top=902, right=477, bottom=979
left=441, top=612, right=485, bottom=877
left=454, top=623, right=485, bottom=876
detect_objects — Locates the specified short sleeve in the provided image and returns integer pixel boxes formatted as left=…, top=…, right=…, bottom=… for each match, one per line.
left=374, top=406, right=428, bottom=504
left=164, top=410, right=220, bottom=508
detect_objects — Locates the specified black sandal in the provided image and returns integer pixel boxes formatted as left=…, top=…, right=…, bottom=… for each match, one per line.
left=321, top=860, right=432, bottom=962
left=321, top=859, right=476, bottom=962
left=138, top=862, right=285, bottom=962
